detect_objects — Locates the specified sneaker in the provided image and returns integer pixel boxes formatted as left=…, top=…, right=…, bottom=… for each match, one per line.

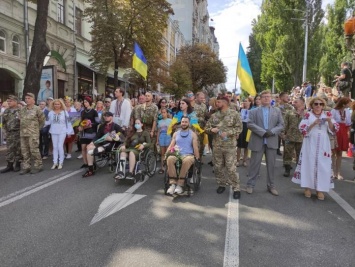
left=166, top=184, right=176, bottom=195
left=42, top=156, right=48, bottom=160
left=66, top=154, right=72, bottom=159
left=58, top=164, right=63, bottom=170
left=125, top=172, right=134, bottom=180
left=77, top=154, right=83, bottom=159
left=51, top=164, right=58, bottom=170
left=174, top=185, right=184, bottom=194
left=114, top=171, right=125, bottom=180
left=82, top=170, right=94, bottom=178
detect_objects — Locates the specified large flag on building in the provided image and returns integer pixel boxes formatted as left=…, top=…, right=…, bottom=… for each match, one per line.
left=132, top=42, right=148, bottom=79
left=237, top=43, right=257, bottom=96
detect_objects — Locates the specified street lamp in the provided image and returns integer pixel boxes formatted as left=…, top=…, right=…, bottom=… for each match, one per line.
left=344, top=16, right=355, bottom=97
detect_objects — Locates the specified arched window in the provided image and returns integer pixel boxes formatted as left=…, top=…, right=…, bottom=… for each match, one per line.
left=0, top=30, right=5, bottom=53
left=12, top=35, right=20, bottom=57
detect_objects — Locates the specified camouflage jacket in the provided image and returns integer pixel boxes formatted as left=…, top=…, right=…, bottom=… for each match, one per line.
left=205, top=108, right=242, bottom=147
left=2, top=108, right=20, bottom=133
left=284, top=109, right=304, bottom=142
left=229, top=102, right=239, bottom=112
left=276, top=103, right=294, bottom=118
left=134, top=103, right=158, bottom=128
left=193, top=102, right=208, bottom=128
left=19, top=105, right=45, bottom=136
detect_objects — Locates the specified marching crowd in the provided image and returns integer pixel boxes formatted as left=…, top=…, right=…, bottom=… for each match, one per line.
left=1, top=80, right=355, bottom=201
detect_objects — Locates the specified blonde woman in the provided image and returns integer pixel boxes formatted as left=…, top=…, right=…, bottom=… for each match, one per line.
left=46, top=99, right=73, bottom=169
left=64, top=96, right=76, bottom=159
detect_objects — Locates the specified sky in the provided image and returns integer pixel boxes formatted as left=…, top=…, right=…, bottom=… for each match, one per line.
left=207, top=0, right=334, bottom=92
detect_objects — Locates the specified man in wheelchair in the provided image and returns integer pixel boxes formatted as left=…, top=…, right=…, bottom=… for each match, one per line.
left=165, top=116, right=200, bottom=195
left=82, top=112, right=125, bottom=177
left=114, top=119, right=151, bottom=180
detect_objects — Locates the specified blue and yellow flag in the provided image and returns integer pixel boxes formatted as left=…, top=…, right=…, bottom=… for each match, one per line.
left=132, top=42, right=147, bottom=79
left=237, top=43, right=257, bottom=96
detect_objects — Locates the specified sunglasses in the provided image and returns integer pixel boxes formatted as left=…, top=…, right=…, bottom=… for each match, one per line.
left=313, top=102, right=324, bottom=106
left=186, top=94, right=194, bottom=98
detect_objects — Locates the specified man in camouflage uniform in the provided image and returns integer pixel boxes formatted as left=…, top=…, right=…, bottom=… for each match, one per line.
left=282, top=97, right=305, bottom=177
left=192, top=91, right=208, bottom=157
left=1, top=95, right=21, bottom=173
left=205, top=95, right=242, bottom=199
left=226, top=91, right=239, bottom=111
left=134, top=91, right=158, bottom=146
left=19, top=93, right=45, bottom=174
left=276, top=92, right=294, bottom=156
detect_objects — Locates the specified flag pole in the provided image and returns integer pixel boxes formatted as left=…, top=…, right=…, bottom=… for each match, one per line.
left=234, top=43, right=240, bottom=94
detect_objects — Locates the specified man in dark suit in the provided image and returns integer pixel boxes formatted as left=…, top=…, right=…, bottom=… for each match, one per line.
left=246, top=90, right=284, bottom=196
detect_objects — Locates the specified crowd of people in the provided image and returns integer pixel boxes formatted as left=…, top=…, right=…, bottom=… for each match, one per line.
left=1, top=79, right=355, bottom=201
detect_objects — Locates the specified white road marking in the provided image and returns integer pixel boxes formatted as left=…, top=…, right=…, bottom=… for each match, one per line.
left=0, top=170, right=82, bottom=208
left=328, top=189, right=355, bottom=221
left=90, top=177, right=149, bottom=225
left=223, top=186, right=239, bottom=267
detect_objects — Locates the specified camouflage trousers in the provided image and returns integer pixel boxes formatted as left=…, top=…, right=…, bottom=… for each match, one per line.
left=198, top=132, right=205, bottom=158
left=283, top=141, right=302, bottom=165
left=21, top=136, right=43, bottom=170
left=213, top=146, right=240, bottom=190
left=5, top=131, right=21, bottom=162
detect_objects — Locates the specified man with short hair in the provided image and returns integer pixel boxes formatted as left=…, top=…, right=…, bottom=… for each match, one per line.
left=166, top=116, right=200, bottom=195
left=104, top=97, right=111, bottom=112
left=1, top=95, right=21, bottom=173
left=246, top=90, right=284, bottom=196
left=134, top=91, right=158, bottom=139
left=226, top=91, right=239, bottom=111
left=205, top=95, right=243, bottom=199
left=192, top=91, right=208, bottom=157
left=19, top=93, right=46, bottom=174
left=39, top=100, right=50, bottom=159
left=82, top=112, right=124, bottom=177
left=335, top=62, right=352, bottom=97
left=282, top=97, right=305, bottom=177
left=276, top=92, right=293, bottom=156
left=109, top=87, right=132, bottom=130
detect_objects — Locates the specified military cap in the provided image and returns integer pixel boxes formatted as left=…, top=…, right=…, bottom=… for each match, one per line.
left=26, top=92, right=35, bottom=99
left=7, top=95, right=19, bottom=101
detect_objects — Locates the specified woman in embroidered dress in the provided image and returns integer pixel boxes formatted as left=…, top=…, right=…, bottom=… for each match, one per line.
left=292, top=97, right=339, bottom=200
left=46, top=99, right=71, bottom=170
left=331, top=97, right=351, bottom=180
left=63, top=96, right=76, bottom=159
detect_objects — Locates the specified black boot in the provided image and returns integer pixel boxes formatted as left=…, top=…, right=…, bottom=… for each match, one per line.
left=1, top=162, right=14, bottom=173
left=13, top=161, right=21, bottom=172
left=283, top=165, right=291, bottom=177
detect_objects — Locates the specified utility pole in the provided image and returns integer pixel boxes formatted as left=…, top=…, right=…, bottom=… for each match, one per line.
left=302, top=4, right=309, bottom=83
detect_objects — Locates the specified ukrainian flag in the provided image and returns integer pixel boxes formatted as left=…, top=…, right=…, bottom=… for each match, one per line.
left=237, top=43, right=257, bottom=96
left=132, top=42, right=148, bottom=79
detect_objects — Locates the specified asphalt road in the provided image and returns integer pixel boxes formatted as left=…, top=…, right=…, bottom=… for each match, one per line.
left=0, top=148, right=355, bottom=267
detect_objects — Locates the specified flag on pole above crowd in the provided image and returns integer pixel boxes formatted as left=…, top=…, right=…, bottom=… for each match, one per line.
left=132, top=42, right=147, bottom=80
left=236, top=43, right=257, bottom=96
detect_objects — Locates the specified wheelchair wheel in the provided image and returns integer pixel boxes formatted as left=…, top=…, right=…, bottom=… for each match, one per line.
left=108, top=152, right=117, bottom=173
left=94, top=154, right=108, bottom=169
left=145, top=150, right=157, bottom=177
left=192, top=162, right=202, bottom=191
left=163, top=170, right=169, bottom=195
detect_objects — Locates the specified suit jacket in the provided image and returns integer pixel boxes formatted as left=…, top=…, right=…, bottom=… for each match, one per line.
left=247, top=106, right=284, bottom=151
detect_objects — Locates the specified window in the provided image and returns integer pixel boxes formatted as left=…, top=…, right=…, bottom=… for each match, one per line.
left=58, top=0, right=65, bottom=24
left=0, top=30, right=5, bottom=53
left=12, top=35, right=19, bottom=57
left=75, top=8, right=82, bottom=36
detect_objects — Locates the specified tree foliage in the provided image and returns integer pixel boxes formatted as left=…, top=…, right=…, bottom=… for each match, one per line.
left=84, top=0, right=173, bottom=88
left=250, top=0, right=323, bottom=91
left=164, top=58, right=192, bottom=99
left=23, top=0, right=50, bottom=97
left=168, top=44, right=226, bottom=94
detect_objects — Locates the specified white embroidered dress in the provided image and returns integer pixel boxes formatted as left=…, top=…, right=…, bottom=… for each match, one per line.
left=292, top=111, right=339, bottom=192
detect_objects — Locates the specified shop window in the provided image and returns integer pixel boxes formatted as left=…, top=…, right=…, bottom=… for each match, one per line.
left=12, top=35, right=20, bottom=57
left=0, top=30, right=5, bottom=53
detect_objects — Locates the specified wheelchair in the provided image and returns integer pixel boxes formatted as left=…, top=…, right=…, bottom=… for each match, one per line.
left=114, top=147, right=157, bottom=184
left=164, top=156, right=202, bottom=196
left=92, top=141, right=122, bottom=173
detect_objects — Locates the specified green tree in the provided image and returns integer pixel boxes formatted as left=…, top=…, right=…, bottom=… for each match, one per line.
left=164, top=58, right=192, bottom=99
left=84, top=0, right=173, bottom=88
left=169, top=44, right=226, bottom=93
left=23, top=0, right=50, bottom=97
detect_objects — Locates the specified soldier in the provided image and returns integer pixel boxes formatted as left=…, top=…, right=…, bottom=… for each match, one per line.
left=192, top=91, right=208, bottom=158
left=19, top=93, right=45, bottom=174
left=1, top=95, right=21, bottom=173
left=226, top=91, right=239, bottom=111
left=276, top=92, right=294, bottom=156
left=282, top=97, right=305, bottom=177
left=205, top=95, right=243, bottom=199
left=134, top=91, right=158, bottom=143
